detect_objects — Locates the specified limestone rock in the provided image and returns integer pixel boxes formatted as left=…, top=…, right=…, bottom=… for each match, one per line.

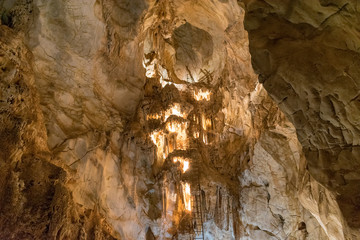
left=242, top=0, right=360, bottom=238
left=0, top=0, right=356, bottom=239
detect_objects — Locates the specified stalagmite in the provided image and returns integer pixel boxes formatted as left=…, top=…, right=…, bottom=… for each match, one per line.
left=182, top=182, right=192, bottom=212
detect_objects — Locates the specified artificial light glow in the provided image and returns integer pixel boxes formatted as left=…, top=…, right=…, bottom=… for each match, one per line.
left=173, top=157, right=190, bottom=173
left=166, top=121, right=188, bottom=133
left=183, top=160, right=189, bottom=172
left=194, top=89, right=211, bottom=101
left=160, top=76, right=187, bottom=91
left=150, top=130, right=161, bottom=145
left=160, top=77, right=169, bottom=88
left=158, top=65, right=186, bottom=90
left=168, top=135, right=176, bottom=154
left=176, top=128, right=188, bottom=150
left=165, top=120, right=188, bottom=150
left=147, top=113, right=162, bottom=120
left=164, top=104, right=185, bottom=121
left=206, top=118, right=212, bottom=129
left=200, top=114, right=212, bottom=131
left=144, top=58, right=157, bottom=78
left=203, top=133, right=208, bottom=144
left=201, top=113, right=207, bottom=130
left=150, top=130, right=166, bottom=162
left=193, top=131, right=199, bottom=138
left=182, top=182, right=191, bottom=211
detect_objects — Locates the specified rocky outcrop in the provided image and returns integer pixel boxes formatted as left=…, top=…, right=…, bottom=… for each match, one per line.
left=242, top=0, right=360, bottom=238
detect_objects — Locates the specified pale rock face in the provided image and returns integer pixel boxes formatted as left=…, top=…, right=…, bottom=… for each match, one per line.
left=0, top=26, right=116, bottom=239
left=0, top=0, right=356, bottom=239
left=242, top=0, right=360, bottom=239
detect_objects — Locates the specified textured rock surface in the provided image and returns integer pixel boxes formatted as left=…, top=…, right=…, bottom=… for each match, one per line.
left=0, top=0, right=356, bottom=239
left=0, top=26, right=116, bottom=239
left=242, top=0, right=360, bottom=239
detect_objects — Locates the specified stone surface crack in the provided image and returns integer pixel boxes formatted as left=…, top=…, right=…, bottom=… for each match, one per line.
left=319, top=3, right=349, bottom=28
left=69, top=144, right=101, bottom=167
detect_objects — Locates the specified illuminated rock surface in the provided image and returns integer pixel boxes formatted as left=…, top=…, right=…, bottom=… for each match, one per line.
left=0, top=0, right=358, bottom=239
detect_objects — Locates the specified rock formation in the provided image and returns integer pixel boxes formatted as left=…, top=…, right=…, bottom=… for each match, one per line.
left=242, top=0, right=360, bottom=239
left=0, top=0, right=358, bottom=239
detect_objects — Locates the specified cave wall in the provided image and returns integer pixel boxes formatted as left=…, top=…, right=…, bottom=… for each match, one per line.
left=0, top=0, right=352, bottom=239
left=0, top=25, right=117, bottom=239
left=242, top=0, right=360, bottom=239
